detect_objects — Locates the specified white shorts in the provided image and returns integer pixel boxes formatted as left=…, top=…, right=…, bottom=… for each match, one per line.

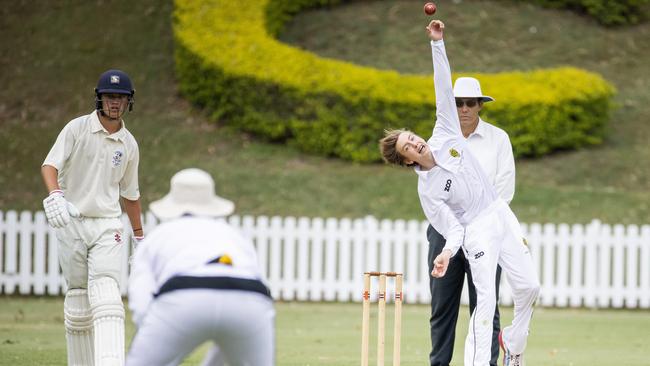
left=126, top=288, right=275, bottom=366
left=56, top=216, right=124, bottom=289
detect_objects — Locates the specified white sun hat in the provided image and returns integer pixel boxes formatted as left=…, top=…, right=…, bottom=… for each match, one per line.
left=453, top=77, right=494, bottom=102
left=149, top=168, right=235, bottom=220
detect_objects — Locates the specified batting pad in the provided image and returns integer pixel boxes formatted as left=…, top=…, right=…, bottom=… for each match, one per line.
left=64, top=289, right=94, bottom=366
left=89, top=277, right=125, bottom=366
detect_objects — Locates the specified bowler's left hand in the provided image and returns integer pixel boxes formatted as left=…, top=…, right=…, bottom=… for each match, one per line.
left=431, top=249, right=452, bottom=278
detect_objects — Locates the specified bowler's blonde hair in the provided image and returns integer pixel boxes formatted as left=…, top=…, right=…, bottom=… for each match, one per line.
left=379, top=129, right=413, bottom=167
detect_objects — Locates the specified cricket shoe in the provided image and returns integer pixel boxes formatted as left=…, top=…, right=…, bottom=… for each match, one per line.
left=499, top=330, right=524, bottom=366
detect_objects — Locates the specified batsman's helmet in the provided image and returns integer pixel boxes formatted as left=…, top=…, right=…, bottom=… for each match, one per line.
left=95, top=69, right=135, bottom=112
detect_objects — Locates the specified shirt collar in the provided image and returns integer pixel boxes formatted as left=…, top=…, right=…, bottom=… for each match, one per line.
left=90, top=110, right=126, bottom=141
left=414, top=163, right=438, bottom=180
left=468, top=118, right=487, bottom=138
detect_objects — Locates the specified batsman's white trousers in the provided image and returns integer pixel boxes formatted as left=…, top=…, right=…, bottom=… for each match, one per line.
left=126, top=289, right=275, bottom=366
left=56, top=216, right=125, bottom=288
left=461, top=199, right=540, bottom=366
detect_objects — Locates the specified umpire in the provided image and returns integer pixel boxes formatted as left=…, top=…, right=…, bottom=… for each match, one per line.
left=427, top=77, right=516, bottom=366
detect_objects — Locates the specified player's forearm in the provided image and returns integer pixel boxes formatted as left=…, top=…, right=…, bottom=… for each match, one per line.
left=430, top=40, right=461, bottom=137
left=41, top=165, right=60, bottom=193
left=122, top=197, right=144, bottom=236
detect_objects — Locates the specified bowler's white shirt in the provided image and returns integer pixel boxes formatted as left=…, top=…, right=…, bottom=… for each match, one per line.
left=43, top=111, right=140, bottom=218
left=416, top=40, right=504, bottom=256
left=128, top=217, right=265, bottom=326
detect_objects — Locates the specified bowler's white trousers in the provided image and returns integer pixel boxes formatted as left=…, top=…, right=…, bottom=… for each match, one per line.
left=461, top=199, right=540, bottom=366
left=126, top=289, right=275, bottom=366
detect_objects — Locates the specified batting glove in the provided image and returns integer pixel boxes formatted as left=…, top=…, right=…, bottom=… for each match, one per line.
left=129, top=235, right=145, bottom=265
left=42, top=190, right=80, bottom=228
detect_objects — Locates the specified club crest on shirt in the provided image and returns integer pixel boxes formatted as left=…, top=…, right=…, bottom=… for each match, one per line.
left=207, top=254, right=233, bottom=266
left=112, top=150, right=123, bottom=167
left=449, top=148, right=460, bottom=158
left=115, top=232, right=122, bottom=243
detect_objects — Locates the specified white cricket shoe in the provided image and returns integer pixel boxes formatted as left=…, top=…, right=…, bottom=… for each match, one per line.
left=499, top=330, right=524, bottom=366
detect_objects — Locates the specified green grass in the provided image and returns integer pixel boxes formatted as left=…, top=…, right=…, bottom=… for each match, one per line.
left=0, top=0, right=649, bottom=224
left=1, top=296, right=649, bottom=365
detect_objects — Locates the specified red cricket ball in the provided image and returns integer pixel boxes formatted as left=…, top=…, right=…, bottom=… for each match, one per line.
left=424, top=2, right=437, bottom=15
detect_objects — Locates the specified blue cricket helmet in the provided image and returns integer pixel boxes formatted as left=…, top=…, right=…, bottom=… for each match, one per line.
left=95, top=69, right=134, bottom=95
left=95, top=69, right=135, bottom=112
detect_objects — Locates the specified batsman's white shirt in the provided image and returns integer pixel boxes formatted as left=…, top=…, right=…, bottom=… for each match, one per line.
left=43, top=110, right=140, bottom=218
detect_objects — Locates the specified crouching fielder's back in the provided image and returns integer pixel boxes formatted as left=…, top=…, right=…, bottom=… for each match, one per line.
left=127, top=168, right=274, bottom=366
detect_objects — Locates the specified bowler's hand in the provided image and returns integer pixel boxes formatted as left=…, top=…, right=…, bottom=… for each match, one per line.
left=425, top=20, right=445, bottom=41
left=431, top=249, right=452, bottom=278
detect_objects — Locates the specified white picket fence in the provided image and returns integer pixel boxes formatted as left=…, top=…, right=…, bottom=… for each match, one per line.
left=1, top=210, right=649, bottom=309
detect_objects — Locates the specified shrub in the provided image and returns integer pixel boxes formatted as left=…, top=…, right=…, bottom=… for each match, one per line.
left=524, top=0, right=649, bottom=26
left=173, top=0, right=616, bottom=162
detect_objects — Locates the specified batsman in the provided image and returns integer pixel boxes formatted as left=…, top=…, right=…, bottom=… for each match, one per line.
left=41, top=69, right=144, bottom=365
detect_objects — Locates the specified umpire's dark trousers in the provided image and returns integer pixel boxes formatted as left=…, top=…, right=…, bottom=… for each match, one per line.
left=427, top=224, right=502, bottom=366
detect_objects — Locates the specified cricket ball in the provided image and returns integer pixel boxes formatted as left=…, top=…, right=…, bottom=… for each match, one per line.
left=424, top=2, right=437, bottom=15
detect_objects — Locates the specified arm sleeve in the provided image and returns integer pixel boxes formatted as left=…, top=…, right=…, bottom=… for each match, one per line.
left=494, top=132, right=516, bottom=204
left=120, top=140, right=140, bottom=200
left=419, top=194, right=464, bottom=256
left=43, top=122, right=76, bottom=170
left=127, top=239, right=156, bottom=328
left=430, top=40, right=462, bottom=139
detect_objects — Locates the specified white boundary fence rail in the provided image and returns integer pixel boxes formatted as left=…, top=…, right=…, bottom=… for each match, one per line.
left=1, top=210, right=649, bottom=309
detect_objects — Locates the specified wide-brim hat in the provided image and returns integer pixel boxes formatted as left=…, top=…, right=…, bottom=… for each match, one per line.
left=149, top=168, right=235, bottom=220
left=453, top=77, right=494, bottom=102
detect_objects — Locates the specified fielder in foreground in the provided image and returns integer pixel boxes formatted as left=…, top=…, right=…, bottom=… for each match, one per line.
left=41, top=69, right=143, bottom=365
left=379, top=20, right=540, bottom=366
left=126, top=168, right=275, bottom=366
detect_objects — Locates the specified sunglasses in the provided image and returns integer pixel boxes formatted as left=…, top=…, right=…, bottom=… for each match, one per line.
left=455, top=98, right=479, bottom=108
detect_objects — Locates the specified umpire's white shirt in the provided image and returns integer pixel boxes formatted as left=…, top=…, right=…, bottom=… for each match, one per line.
left=43, top=111, right=140, bottom=217
left=128, top=217, right=265, bottom=327
left=459, top=118, right=515, bottom=204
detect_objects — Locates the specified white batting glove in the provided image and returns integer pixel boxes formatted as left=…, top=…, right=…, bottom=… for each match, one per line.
left=42, top=190, right=80, bottom=228
left=129, top=235, right=145, bottom=265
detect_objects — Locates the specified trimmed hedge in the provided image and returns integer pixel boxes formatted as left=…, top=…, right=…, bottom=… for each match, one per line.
left=173, top=0, right=616, bottom=162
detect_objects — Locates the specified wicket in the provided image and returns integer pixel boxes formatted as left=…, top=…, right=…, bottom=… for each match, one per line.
left=361, top=271, right=403, bottom=366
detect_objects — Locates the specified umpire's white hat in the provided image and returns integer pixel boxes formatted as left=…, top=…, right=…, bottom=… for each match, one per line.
left=150, top=168, right=235, bottom=220
left=453, top=77, right=494, bottom=102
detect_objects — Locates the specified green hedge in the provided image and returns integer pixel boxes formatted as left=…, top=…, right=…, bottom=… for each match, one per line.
left=173, top=0, right=616, bottom=162
left=520, top=0, right=649, bottom=26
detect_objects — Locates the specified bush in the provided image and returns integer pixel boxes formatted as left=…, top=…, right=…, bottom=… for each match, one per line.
left=173, top=0, right=616, bottom=162
left=522, top=0, right=649, bottom=25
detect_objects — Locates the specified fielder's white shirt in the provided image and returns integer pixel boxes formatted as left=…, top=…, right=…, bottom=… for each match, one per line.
left=416, top=40, right=500, bottom=256
left=128, top=217, right=265, bottom=326
left=43, top=111, right=140, bottom=218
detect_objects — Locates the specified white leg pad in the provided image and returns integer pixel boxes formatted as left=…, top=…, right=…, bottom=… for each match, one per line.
left=88, top=277, right=125, bottom=366
left=64, top=289, right=95, bottom=366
